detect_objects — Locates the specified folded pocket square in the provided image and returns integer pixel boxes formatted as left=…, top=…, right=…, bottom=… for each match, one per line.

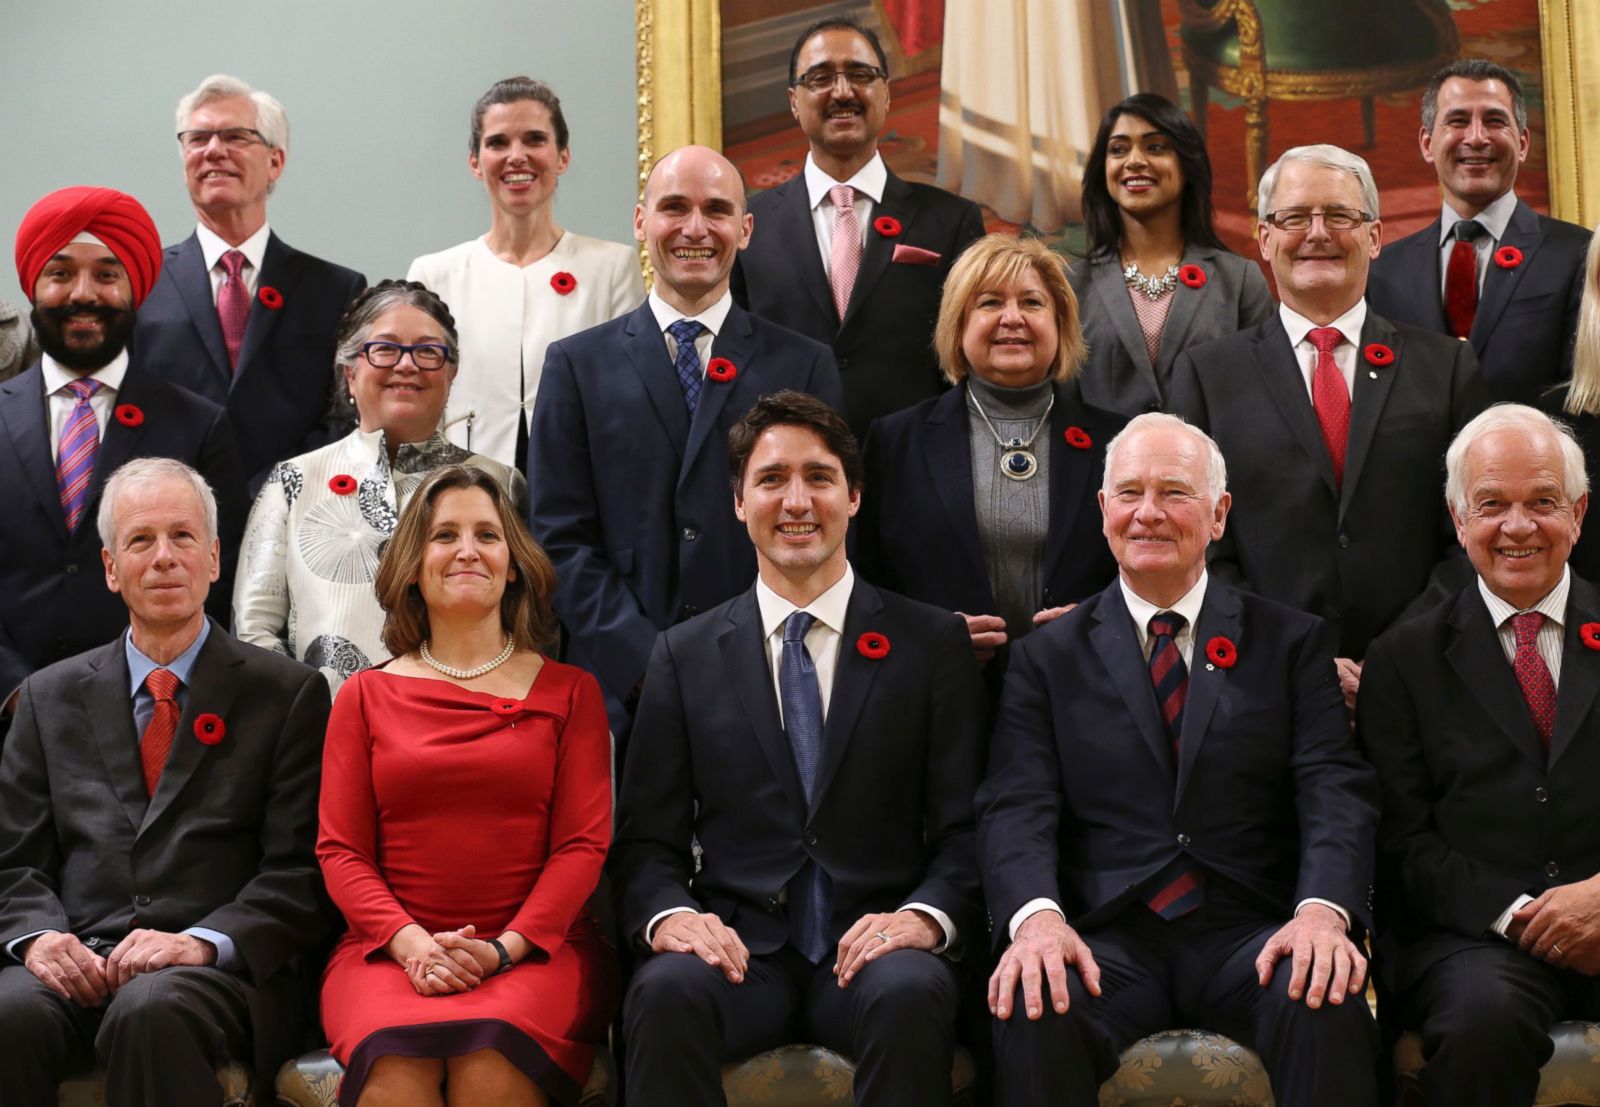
left=892, top=244, right=941, bottom=266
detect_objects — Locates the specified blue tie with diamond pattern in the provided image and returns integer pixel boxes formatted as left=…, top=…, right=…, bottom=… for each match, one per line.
left=667, top=318, right=706, bottom=415
left=781, top=610, right=833, bottom=961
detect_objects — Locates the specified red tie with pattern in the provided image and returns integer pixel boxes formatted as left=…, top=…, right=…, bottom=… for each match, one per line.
left=1308, top=327, right=1351, bottom=487
left=217, top=249, right=250, bottom=372
left=1511, top=611, right=1556, bottom=748
left=1444, top=220, right=1482, bottom=340
left=1144, top=613, right=1205, bottom=919
left=141, top=667, right=180, bottom=796
left=829, top=184, right=861, bottom=321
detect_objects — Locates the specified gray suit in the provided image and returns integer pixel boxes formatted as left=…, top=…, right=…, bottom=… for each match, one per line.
left=0, top=301, right=39, bottom=385
left=1071, top=247, right=1274, bottom=417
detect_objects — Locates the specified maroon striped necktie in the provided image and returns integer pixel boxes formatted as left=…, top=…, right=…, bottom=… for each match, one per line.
left=1147, top=612, right=1188, bottom=753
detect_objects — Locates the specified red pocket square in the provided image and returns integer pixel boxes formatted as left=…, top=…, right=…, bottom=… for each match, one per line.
left=892, top=244, right=941, bottom=266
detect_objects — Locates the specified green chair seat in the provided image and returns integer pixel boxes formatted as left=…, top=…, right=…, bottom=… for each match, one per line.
left=57, top=1062, right=252, bottom=1107
left=719, top=1043, right=976, bottom=1106
left=1100, top=1029, right=1274, bottom=1107
left=1394, top=1022, right=1600, bottom=1106
left=275, top=1047, right=614, bottom=1107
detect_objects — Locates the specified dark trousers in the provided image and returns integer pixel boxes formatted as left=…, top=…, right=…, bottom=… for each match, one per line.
left=993, top=889, right=1379, bottom=1107
left=0, top=963, right=251, bottom=1107
left=624, top=943, right=960, bottom=1107
left=1406, top=941, right=1600, bottom=1107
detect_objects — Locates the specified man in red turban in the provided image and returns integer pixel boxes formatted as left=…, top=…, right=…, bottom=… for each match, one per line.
left=14, top=186, right=163, bottom=310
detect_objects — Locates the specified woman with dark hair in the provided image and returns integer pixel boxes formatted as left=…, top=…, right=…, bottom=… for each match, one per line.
left=318, top=464, right=613, bottom=1107
left=1071, top=92, right=1273, bottom=417
left=409, top=77, right=644, bottom=468
left=232, top=280, right=522, bottom=691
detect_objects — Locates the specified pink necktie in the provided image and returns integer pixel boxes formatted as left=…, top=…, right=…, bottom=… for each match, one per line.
left=829, top=184, right=861, bottom=321
left=1308, top=327, right=1350, bottom=486
left=217, top=250, right=250, bottom=372
left=1511, top=612, right=1556, bottom=748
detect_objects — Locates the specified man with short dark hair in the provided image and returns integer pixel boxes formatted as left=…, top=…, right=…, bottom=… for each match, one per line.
left=1368, top=59, right=1590, bottom=405
left=732, top=16, right=985, bottom=439
left=615, top=390, right=985, bottom=1107
left=528, top=146, right=841, bottom=746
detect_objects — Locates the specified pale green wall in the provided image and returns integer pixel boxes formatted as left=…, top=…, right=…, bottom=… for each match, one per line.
left=0, top=0, right=640, bottom=295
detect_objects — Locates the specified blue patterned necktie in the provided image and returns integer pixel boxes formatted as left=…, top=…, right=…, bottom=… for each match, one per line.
left=781, top=610, right=833, bottom=962
left=667, top=318, right=706, bottom=415
left=55, top=378, right=103, bottom=533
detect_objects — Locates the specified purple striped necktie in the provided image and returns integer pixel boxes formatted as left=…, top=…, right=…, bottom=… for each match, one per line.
left=55, top=378, right=103, bottom=532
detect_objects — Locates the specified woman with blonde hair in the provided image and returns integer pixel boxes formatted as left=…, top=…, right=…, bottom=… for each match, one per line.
left=1554, top=224, right=1600, bottom=578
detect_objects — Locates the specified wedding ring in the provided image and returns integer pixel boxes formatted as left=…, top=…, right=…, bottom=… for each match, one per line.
left=875, top=930, right=892, bottom=943
left=1552, top=944, right=1563, bottom=957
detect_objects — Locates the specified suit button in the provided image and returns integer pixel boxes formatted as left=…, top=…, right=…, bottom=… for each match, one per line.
left=804, top=830, right=818, bottom=846
left=838, top=359, right=849, bottom=371
left=681, top=526, right=698, bottom=541
left=1325, top=604, right=1342, bottom=619
left=1546, top=861, right=1561, bottom=878
left=1337, top=534, right=1350, bottom=549
left=1177, top=833, right=1190, bottom=847
left=1146, top=402, right=1161, bottom=413
left=134, top=895, right=150, bottom=906
left=766, top=897, right=779, bottom=912
left=64, top=563, right=79, bottom=574
left=676, top=604, right=700, bottom=621
left=1536, top=787, right=1549, bottom=803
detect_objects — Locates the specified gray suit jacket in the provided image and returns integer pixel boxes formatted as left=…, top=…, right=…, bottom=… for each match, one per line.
left=1071, top=246, right=1274, bottom=417
left=0, top=300, right=39, bottom=385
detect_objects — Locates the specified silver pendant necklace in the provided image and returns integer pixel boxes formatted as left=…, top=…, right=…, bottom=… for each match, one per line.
left=419, top=635, right=515, bottom=679
left=969, top=389, right=1055, bottom=481
left=1123, top=261, right=1179, bottom=300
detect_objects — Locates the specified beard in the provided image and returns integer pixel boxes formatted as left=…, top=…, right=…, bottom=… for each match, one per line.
left=31, top=301, right=136, bottom=372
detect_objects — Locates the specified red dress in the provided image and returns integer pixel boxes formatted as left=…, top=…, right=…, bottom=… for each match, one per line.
left=317, top=661, right=614, bottom=1107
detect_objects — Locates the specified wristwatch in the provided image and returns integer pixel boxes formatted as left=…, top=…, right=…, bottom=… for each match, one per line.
left=488, top=938, right=513, bottom=976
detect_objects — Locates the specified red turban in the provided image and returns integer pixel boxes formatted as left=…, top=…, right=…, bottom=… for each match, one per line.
left=14, top=186, right=162, bottom=307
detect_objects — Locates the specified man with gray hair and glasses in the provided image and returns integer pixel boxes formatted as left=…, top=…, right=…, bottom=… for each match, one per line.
left=1171, top=143, right=1489, bottom=713
left=132, top=74, right=365, bottom=487
left=1360, top=404, right=1600, bottom=1106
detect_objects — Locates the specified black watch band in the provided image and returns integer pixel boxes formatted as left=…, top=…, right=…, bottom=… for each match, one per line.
left=488, top=938, right=513, bottom=976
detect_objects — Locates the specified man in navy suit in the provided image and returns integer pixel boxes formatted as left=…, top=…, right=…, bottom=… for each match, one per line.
left=2, top=187, right=245, bottom=712
left=979, top=413, right=1380, bottom=1107
left=731, top=15, right=984, bottom=439
left=1368, top=59, right=1589, bottom=406
left=528, top=145, right=841, bottom=744
left=614, top=391, right=986, bottom=1106
left=130, top=74, right=365, bottom=485
left=1360, top=406, right=1600, bottom=1106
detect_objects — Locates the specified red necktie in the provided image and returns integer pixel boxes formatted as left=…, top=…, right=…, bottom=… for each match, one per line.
left=1308, top=327, right=1350, bottom=486
left=1443, top=220, right=1482, bottom=340
left=1510, top=612, right=1556, bottom=748
left=829, top=184, right=861, bottom=321
left=141, top=668, right=180, bottom=796
left=1147, top=613, right=1188, bottom=755
left=217, top=250, right=250, bottom=372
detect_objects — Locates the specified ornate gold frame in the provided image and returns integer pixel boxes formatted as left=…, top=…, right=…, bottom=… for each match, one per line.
left=638, top=0, right=1600, bottom=225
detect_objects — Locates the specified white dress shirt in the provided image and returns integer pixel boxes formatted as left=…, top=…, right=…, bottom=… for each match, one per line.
left=647, top=288, right=733, bottom=374
left=195, top=222, right=270, bottom=303
left=1437, top=189, right=1519, bottom=299
left=804, top=152, right=887, bottom=279
left=42, top=351, right=127, bottom=459
left=1279, top=300, right=1367, bottom=403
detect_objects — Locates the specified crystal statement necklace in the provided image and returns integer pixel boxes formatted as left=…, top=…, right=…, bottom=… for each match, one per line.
left=1123, top=261, right=1179, bottom=300
left=419, top=635, right=515, bottom=679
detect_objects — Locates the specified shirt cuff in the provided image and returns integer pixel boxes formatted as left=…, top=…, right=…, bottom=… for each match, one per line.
left=1492, top=894, right=1537, bottom=938
left=6, top=929, right=51, bottom=962
left=1009, top=899, right=1064, bottom=941
left=899, top=902, right=955, bottom=954
left=644, top=906, right=698, bottom=946
left=184, top=927, right=237, bottom=971
left=1295, top=898, right=1352, bottom=932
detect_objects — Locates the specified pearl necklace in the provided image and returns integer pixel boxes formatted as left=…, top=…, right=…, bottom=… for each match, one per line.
left=1122, top=261, right=1179, bottom=300
left=419, top=636, right=515, bottom=679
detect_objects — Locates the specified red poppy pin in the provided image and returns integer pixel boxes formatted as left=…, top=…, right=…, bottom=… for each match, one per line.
left=1363, top=343, right=1395, bottom=367
left=328, top=474, right=357, bottom=495
left=856, top=631, right=891, bottom=659
left=257, top=285, right=284, bottom=310
left=1581, top=623, right=1600, bottom=651
left=194, top=713, right=225, bottom=745
left=706, top=357, right=738, bottom=383
left=113, top=403, right=145, bottom=428
left=1205, top=636, right=1238, bottom=669
left=550, top=271, right=577, bottom=295
left=1064, top=426, right=1093, bottom=450
left=491, top=698, right=522, bottom=715
left=1494, top=245, right=1524, bottom=270
left=872, top=215, right=902, bottom=238
left=1178, top=264, right=1206, bottom=289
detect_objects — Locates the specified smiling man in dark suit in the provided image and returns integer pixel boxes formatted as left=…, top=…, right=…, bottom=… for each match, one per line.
left=1368, top=60, right=1589, bottom=406
left=0, top=457, right=330, bottom=1107
left=614, top=391, right=986, bottom=1107
left=528, top=145, right=840, bottom=747
left=131, top=74, right=365, bottom=485
left=1360, top=405, right=1600, bottom=1107
left=731, top=16, right=985, bottom=439
left=979, top=412, right=1380, bottom=1107
left=1171, top=143, right=1489, bottom=712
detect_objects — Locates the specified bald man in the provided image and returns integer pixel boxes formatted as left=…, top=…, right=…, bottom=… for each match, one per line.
left=1, top=187, right=245, bottom=709
left=527, top=145, right=842, bottom=750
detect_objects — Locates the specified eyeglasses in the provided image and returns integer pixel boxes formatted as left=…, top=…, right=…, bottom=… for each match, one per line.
left=359, top=342, right=451, bottom=370
left=792, top=65, right=886, bottom=93
left=177, top=127, right=269, bottom=151
left=1262, top=208, right=1374, bottom=232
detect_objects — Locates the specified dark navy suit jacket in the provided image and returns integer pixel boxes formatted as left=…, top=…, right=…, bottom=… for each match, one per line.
left=526, top=300, right=842, bottom=739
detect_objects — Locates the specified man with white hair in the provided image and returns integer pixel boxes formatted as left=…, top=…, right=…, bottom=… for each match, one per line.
left=1171, top=143, right=1489, bottom=712
left=0, top=457, right=330, bottom=1107
left=1360, top=404, right=1600, bottom=1106
left=979, top=412, right=1381, bottom=1107
left=131, top=74, right=365, bottom=485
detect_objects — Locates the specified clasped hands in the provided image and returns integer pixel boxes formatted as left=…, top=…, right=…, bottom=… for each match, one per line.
left=651, top=908, right=941, bottom=987
left=389, top=923, right=517, bottom=997
left=23, top=928, right=215, bottom=1008
left=1508, top=875, right=1600, bottom=974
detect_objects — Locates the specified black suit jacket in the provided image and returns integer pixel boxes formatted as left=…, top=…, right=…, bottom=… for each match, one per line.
left=1358, top=577, right=1600, bottom=990
left=612, top=579, right=987, bottom=955
left=977, top=579, right=1378, bottom=945
left=0, top=364, right=246, bottom=697
left=1367, top=198, right=1589, bottom=405
left=130, top=231, right=365, bottom=484
left=732, top=167, right=985, bottom=439
left=527, top=300, right=842, bottom=739
left=1170, top=309, right=1490, bottom=659
left=0, top=625, right=332, bottom=1094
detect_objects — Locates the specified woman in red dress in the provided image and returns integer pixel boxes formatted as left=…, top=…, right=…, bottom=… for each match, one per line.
left=318, top=464, right=613, bottom=1106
